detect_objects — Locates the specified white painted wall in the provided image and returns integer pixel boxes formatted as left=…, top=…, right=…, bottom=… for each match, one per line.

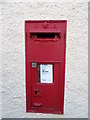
left=1, top=1, right=88, bottom=118
left=0, top=2, right=2, bottom=120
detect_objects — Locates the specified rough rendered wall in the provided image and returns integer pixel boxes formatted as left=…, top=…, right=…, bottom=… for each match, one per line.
left=0, top=2, right=2, bottom=120
left=2, top=1, right=88, bottom=118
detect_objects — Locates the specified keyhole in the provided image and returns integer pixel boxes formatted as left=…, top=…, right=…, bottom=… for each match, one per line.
left=35, top=91, right=37, bottom=94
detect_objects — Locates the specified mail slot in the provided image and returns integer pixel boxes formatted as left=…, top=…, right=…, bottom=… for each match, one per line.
left=25, top=20, right=67, bottom=114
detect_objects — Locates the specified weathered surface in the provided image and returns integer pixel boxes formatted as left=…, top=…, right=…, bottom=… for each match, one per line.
left=1, top=1, right=88, bottom=118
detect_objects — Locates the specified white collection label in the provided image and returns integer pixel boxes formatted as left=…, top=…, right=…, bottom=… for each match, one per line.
left=40, top=64, right=53, bottom=83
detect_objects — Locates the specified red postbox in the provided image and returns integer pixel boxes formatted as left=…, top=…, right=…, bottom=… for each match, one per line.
left=25, top=20, right=67, bottom=114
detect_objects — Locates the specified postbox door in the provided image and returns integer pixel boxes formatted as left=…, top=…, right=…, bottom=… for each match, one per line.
left=25, top=20, right=67, bottom=114
left=31, top=62, right=60, bottom=111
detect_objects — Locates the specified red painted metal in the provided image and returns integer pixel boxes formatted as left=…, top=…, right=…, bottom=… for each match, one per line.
left=25, top=20, right=67, bottom=114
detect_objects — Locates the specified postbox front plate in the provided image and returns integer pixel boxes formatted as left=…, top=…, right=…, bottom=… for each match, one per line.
left=25, top=20, right=67, bottom=114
